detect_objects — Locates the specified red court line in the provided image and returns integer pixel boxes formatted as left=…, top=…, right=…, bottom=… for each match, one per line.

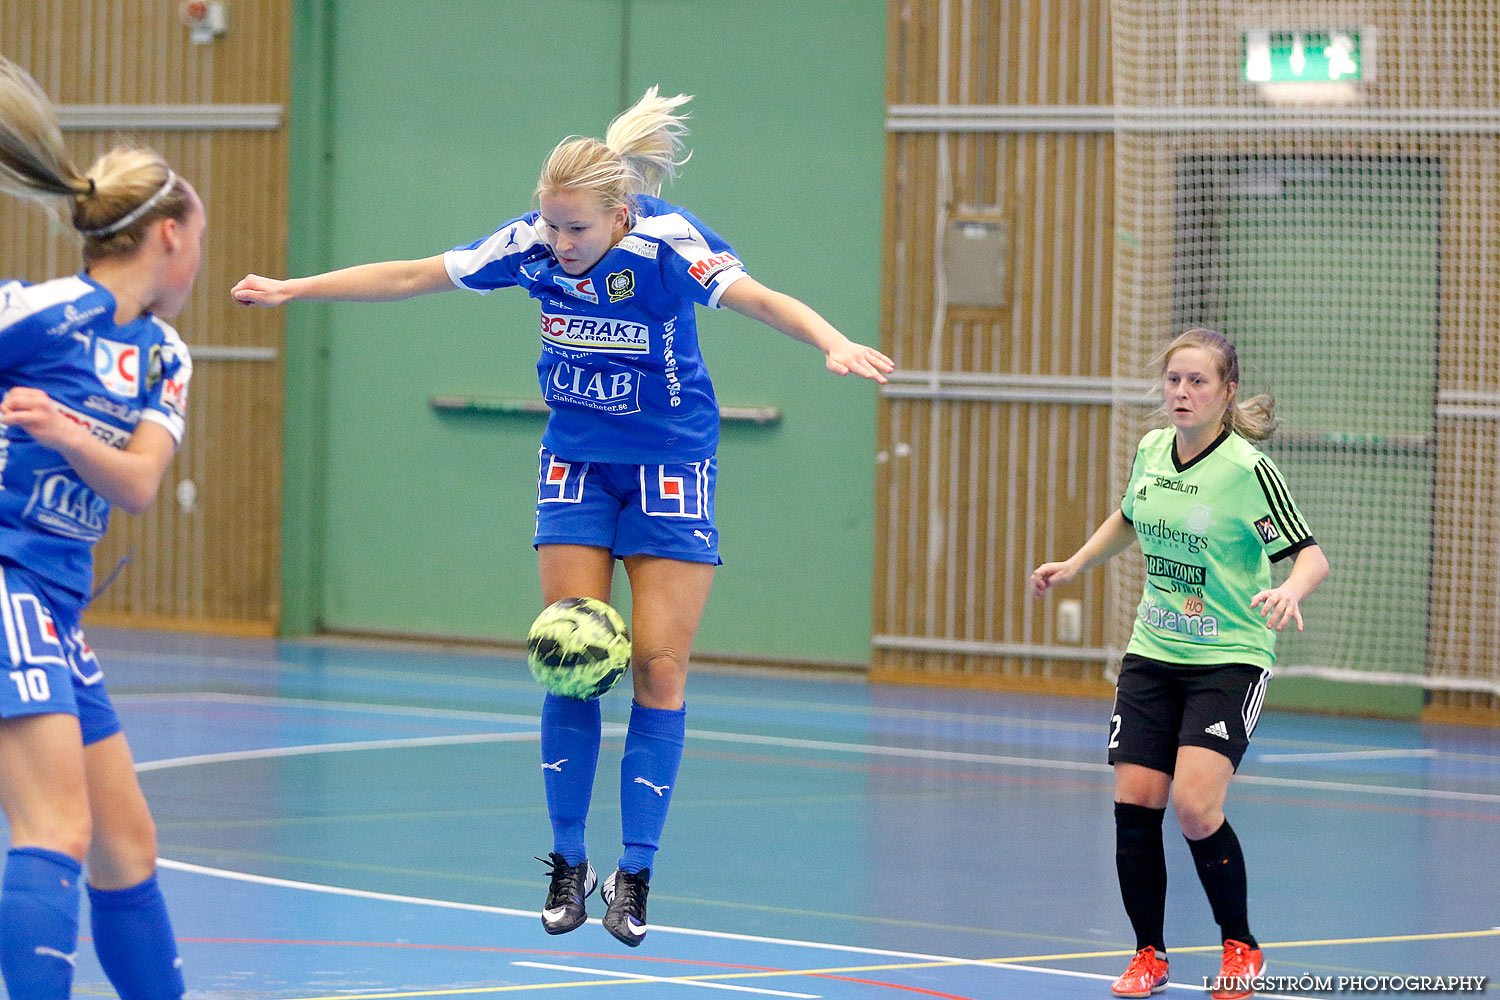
left=167, top=938, right=986, bottom=998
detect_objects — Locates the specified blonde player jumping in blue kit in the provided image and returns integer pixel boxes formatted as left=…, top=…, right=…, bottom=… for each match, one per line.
left=1030, top=328, right=1328, bottom=1000
left=233, top=88, right=893, bottom=946
left=0, top=56, right=198, bottom=999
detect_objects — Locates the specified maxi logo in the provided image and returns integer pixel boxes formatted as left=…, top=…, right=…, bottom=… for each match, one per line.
left=545, top=360, right=642, bottom=415
left=93, top=336, right=139, bottom=398
left=539, top=312, right=649, bottom=354
left=687, top=252, right=741, bottom=288
left=22, top=467, right=108, bottom=542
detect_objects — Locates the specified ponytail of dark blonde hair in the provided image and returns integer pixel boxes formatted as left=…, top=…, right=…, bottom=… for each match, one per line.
left=534, top=87, right=692, bottom=213
left=1160, top=327, right=1277, bottom=441
left=0, top=55, right=192, bottom=263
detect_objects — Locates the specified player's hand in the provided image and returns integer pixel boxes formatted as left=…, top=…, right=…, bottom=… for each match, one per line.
left=824, top=339, right=894, bottom=384
left=0, top=387, right=77, bottom=450
left=231, top=274, right=293, bottom=307
left=1028, top=561, right=1076, bottom=598
left=1251, top=587, right=1304, bottom=631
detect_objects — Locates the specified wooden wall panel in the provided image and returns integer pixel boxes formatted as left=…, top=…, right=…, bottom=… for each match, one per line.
left=0, top=2, right=289, bottom=630
left=876, top=0, right=1118, bottom=690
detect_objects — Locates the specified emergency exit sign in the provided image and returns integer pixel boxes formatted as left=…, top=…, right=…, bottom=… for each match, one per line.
left=1243, top=30, right=1361, bottom=83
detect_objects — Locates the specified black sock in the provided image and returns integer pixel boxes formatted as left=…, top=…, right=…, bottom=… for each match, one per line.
left=1115, top=802, right=1168, bottom=955
left=1186, top=819, right=1256, bottom=948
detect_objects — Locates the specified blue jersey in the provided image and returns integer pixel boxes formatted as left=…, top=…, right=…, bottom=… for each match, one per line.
left=443, top=194, right=748, bottom=464
left=0, top=273, right=192, bottom=605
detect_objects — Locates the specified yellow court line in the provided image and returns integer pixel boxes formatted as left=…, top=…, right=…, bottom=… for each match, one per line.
left=275, top=926, right=1500, bottom=1000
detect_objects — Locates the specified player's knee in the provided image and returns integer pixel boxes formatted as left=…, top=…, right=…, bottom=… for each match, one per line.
left=632, top=648, right=688, bottom=703
left=1173, top=799, right=1223, bottom=840
left=13, top=812, right=92, bottom=863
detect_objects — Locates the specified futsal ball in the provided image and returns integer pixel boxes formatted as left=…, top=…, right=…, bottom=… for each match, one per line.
left=526, top=597, right=631, bottom=700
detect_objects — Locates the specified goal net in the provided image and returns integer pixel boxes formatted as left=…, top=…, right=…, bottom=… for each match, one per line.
left=1109, top=2, right=1500, bottom=711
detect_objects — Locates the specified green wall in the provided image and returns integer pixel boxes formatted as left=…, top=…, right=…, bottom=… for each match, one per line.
left=284, top=1, right=887, bottom=663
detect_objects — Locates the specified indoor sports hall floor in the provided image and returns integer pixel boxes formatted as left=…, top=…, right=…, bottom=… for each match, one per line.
left=23, top=628, right=1500, bottom=999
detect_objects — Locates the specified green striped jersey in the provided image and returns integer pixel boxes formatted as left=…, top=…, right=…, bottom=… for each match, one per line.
left=1119, top=427, right=1315, bottom=668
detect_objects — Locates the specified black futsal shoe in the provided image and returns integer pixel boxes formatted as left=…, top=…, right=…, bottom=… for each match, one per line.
left=600, top=868, right=651, bottom=946
left=538, top=852, right=596, bottom=934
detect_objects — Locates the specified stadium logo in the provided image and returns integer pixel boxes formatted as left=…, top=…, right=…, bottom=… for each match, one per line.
left=1154, top=476, right=1198, bottom=495
left=554, top=275, right=599, bottom=304
left=93, top=337, right=140, bottom=398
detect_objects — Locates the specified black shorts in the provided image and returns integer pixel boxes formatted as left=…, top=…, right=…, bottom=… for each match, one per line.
left=1107, top=653, right=1270, bottom=773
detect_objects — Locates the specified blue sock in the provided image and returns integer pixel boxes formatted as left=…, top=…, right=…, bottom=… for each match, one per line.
left=88, top=872, right=185, bottom=1000
left=541, top=692, right=603, bottom=865
left=618, top=701, right=685, bottom=874
left=1, top=847, right=81, bottom=999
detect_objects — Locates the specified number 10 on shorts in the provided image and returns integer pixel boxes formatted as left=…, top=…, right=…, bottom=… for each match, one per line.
left=9, top=668, right=52, bottom=703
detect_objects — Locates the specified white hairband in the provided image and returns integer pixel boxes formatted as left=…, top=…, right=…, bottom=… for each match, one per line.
left=80, top=170, right=178, bottom=238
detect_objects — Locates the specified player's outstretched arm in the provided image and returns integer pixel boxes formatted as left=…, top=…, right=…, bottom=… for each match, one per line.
left=1029, top=509, right=1137, bottom=598
left=1250, top=543, right=1329, bottom=632
left=718, top=277, right=893, bottom=383
left=232, top=255, right=454, bottom=307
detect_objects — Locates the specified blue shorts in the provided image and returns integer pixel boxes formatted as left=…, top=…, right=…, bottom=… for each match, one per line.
left=534, top=447, right=722, bottom=565
left=0, top=563, right=120, bottom=746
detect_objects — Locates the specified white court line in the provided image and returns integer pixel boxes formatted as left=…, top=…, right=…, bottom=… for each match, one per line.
left=154, top=858, right=1314, bottom=998
left=514, top=960, right=820, bottom=997
left=1257, top=749, right=1440, bottom=763
left=130, top=692, right=1500, bottom=804
left=135, top=732, right=540, bottom=771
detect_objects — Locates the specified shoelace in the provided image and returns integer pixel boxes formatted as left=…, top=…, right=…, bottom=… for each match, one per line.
left=1125, top=950, right=1161, bottom=978
left=611, top=872, right=647, bottom=916
left=538, top=854, right=584, bottom=906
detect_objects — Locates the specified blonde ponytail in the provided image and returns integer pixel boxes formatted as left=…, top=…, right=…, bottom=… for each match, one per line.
left=535, top=87, right=693, bottom=212
left=0, top=55, right=192, bottom=263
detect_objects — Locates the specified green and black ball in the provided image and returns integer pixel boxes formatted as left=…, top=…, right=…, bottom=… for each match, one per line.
left=526, top=597, right=631, bottom=700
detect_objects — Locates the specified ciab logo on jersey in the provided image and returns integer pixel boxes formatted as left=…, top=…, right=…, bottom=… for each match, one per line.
left=544, top=359, right=641, bottom=415
left=92, top=336, right=139, bottom=398
left=22, top=466, right=108, bottom=541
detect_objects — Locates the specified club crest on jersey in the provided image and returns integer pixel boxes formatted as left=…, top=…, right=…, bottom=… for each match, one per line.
left=554, top=275, right=599, bottom=304
left=93, top=337, right=140, bottom=398
left=607, top=269, right=635, bottom=303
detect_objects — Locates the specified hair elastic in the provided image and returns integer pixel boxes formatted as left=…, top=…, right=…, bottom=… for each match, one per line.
left=79, top=169, right=177, bottom=238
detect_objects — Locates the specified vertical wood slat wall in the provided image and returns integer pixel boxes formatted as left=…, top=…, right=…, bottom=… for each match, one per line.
left=0, top=2, right=288, bottom=631
left=875, top=0, right=1119, bottom=693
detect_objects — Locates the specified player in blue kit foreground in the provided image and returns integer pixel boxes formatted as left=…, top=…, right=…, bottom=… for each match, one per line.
left=233, top=88, right=893, bottom=946
left=0, top=56, right=197, bottom=998
left=1030, top=328, right=1328, bottom=1000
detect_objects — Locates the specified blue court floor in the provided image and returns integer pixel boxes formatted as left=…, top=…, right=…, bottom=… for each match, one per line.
left=17, top=628, right=1500, bottom=998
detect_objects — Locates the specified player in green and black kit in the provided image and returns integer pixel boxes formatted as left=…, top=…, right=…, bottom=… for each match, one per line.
left=1030, top=328, right=1329, bottom=1000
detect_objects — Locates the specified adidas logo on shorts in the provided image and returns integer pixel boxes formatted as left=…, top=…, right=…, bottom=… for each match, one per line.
left=1205, top=720, right=1230, bottom=740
